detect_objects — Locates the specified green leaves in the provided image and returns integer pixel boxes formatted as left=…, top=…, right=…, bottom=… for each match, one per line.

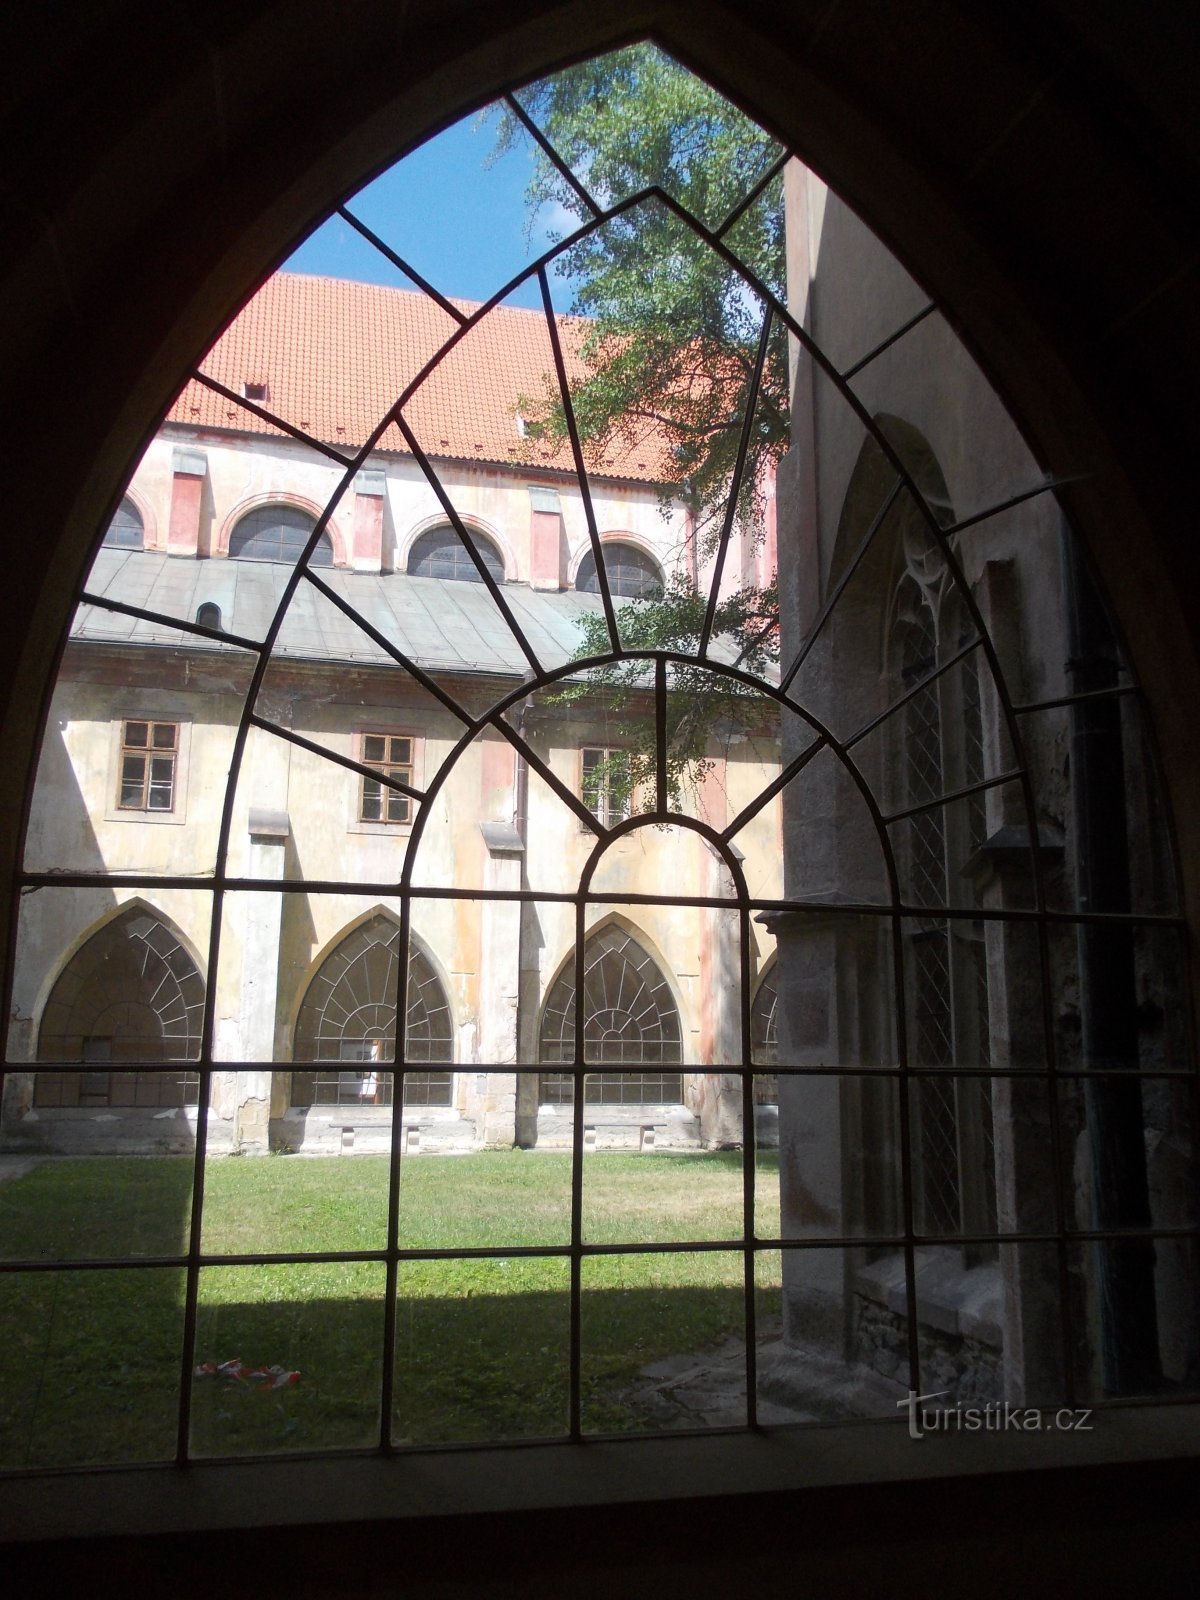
left=496, top=44, right=789, bottom=541
left=555, top=575, right=780, bottom=817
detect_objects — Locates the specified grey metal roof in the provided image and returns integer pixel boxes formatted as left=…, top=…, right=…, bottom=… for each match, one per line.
left=75, top=550, right=763, bottom=681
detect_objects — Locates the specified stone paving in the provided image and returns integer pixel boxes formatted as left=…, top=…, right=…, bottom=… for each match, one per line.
left=617, top=1319, right=817, bottom=1429
left=0, top=1156, right=39, bottom=1186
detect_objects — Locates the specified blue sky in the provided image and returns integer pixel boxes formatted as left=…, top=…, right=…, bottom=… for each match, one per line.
left=285, top=109, right=576, bottom=312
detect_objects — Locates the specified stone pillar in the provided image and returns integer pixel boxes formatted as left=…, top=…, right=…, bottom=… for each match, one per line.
left=167, top=448, right=206, bottom=556
left=351, top=468, right=386, bottom=571
left=529, top=487, right=564, bottom=590
left=228, top=809, right=287, bottom=1152
left=969, top=834, right=1068, bottom=1403
left=476, top=819, right=523, bottom=1145
left=695, top=841, right=744, bottom=1148
left=764, top=905, right=891, bottom=1357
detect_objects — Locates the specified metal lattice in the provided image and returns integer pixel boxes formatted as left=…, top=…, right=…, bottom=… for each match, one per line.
left=2, top=43, right=1192, bottom=1478
left=230, top=505, right=333, bottom=565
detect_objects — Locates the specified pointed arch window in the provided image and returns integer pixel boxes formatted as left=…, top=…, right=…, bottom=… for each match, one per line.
left=35, top=908, right=203, bottom=1107
left=539, top=925, right=683, bottom=1105
left=894, top=578, right=996, bottom=1247
left=291, top=916, right=453, bottom=1107
left=103, top=497, right=144, bottom=550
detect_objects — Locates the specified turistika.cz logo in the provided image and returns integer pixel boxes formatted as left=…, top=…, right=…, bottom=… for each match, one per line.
left=898, top=1390, right=1094, bottom=1440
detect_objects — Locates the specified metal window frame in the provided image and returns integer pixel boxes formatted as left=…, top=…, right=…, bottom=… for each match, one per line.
left=1, top=55, right=1196, bottom=1488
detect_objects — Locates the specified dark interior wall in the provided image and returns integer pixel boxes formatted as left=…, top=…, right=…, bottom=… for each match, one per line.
left=1, top=1, right=1197, bottom=1589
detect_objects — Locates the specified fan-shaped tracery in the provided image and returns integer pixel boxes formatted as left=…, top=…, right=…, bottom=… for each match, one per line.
left=291, top=916, right=453, bottom=1107
left=539, top=925, right=683, bottom=1104
left=750, top=960, right=778, bottom=1103
left=35, top=908, right=203, bottom=1107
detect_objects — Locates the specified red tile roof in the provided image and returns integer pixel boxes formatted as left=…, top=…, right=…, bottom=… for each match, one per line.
left=168, top=273, right=669, bottom=483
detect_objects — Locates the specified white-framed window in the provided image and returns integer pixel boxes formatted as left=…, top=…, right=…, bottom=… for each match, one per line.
left=580, top=745, right=631, bottom=828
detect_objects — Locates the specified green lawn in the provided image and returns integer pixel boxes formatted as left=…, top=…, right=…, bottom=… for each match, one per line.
left=0, top=1151, right=781, bottom=1467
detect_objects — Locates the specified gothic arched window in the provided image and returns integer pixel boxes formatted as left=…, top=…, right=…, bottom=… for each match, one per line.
left=407, top=525, right=504, bottom=583
left=35, top=908, right=203, bottom=1107
left=538, top=925, right=682, bottom=1105
left=894, top=577, right=996, bottom=1246
left=575, top=542, right=663, bottom=599
left=103, top=497, right=144, bottom=550
left=229, top=504, right=333, bottom=565
left=291, top=916, right=453, bottom=1107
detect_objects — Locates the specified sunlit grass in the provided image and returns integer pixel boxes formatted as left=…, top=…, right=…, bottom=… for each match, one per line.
left=0, top=1151, right=780, bottom=1464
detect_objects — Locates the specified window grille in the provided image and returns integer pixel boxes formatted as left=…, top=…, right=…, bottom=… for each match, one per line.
left=103, top=496, right=144, bottom=549
left=291, top=917, right=453, bottom=1107
left=898, top=587, right=996, bottom=1246
left=2, top=43, right=1194, bottom=1485
left=750, top=963, right=779, bottom=1103
left=576, top=542, right=663, bottom=598
left=407, top=525, right=504, bottom=582
left=35, top=909, right=203, bottom=1106
left=539, top=925, right=683, bottom=1105
left=229, top=504, right=333, bottom=565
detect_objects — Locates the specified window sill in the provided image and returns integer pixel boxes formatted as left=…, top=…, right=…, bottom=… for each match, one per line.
left=2, top=1404, right=1196, bottom=1546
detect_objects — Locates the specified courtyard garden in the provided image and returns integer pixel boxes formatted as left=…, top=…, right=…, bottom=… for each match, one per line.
left=0, top=1150, right=783, bottom=1468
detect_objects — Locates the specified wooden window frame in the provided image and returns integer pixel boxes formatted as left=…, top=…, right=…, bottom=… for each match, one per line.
left=116, top=719, right=179, bottom=814
left=354, top=731, right=418, bottom=831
